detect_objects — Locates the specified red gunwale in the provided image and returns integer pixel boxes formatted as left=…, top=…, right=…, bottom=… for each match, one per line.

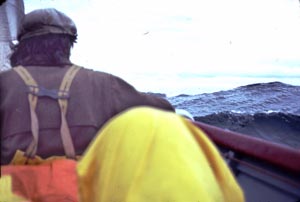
left=193, top=121, right=300, bottom=174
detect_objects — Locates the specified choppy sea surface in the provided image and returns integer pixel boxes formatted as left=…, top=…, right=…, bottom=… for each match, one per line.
left=165, top=82, right=300, bottom=149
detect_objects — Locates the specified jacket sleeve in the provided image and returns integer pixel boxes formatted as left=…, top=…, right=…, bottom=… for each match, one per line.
left=110, top=75, right=174, bottom=114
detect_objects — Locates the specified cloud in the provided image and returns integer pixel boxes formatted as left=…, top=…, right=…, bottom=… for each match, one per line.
left=25, top=0, right=300, bottom=89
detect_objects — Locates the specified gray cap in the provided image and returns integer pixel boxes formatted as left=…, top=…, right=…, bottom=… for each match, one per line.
left=18, top=8, right=77, bottom=41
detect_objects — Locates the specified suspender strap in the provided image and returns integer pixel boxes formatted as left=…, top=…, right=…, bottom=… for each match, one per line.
left=13, top=65, right=81, bottom=159
left=14, top=66, right=39, bottom=158
left=58, top=65, right=81, bottom=159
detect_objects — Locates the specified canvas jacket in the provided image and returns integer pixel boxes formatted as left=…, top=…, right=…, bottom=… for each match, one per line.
left=0, top=65, right=174, bottom=164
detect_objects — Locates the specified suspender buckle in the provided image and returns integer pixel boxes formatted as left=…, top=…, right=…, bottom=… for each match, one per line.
left=27, top=85, right=70, bottom=99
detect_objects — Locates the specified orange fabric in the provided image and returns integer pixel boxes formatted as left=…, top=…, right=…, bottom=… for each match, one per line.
left=1, top=159, right=79, bottom=202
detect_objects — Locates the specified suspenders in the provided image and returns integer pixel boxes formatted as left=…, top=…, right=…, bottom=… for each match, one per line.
left=13, top=65, right=81, bottom=160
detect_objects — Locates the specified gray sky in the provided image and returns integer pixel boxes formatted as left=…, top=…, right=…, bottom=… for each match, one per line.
left=25, top=0, right=300, bottom=95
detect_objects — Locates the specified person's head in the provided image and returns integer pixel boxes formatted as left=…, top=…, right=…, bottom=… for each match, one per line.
left=10, top=8, right=77, bottom=67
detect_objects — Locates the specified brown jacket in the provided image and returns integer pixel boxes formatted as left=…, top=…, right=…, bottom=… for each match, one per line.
left=0, top=65, right=174, bottom=164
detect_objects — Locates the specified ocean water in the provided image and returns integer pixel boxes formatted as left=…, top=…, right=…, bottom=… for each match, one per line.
left=168, top=81, right=300, bottom=116
left=130, top=73, right=300, bottom=149
left=166, top=81, right=300, bottom=149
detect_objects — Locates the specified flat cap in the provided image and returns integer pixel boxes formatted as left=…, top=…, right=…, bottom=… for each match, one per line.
left=18, top=8, right=77, bottom=41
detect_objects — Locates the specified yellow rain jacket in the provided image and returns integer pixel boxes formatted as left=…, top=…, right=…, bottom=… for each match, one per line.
left=77, top=107, right=244, bottom=202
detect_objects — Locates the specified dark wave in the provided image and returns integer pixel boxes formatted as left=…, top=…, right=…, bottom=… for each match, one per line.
left=168, top=81, right=300, bottom=116
left=194, top=111, right=300, bottom=149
